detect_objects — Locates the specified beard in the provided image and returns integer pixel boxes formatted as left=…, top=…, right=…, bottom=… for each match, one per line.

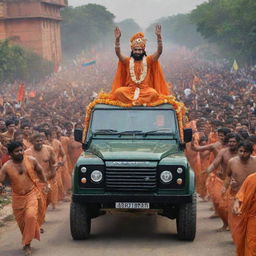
left=34, top=144, right=42, bottom=151
left=130, top=51, right=147, bottom=61
left=13, top=154, right=24, bottom=162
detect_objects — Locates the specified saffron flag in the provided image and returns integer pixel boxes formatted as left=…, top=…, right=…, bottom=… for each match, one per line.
left=81, top=60, right=96, bottom=67
left=232, top=59, right=239, bottom=71
left=16, top=83, right=25, bottom=102
left=28, top=91, right=36, bottom=98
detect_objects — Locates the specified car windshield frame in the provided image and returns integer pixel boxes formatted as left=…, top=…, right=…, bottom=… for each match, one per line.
left=87, top=108, right=179, bottom=140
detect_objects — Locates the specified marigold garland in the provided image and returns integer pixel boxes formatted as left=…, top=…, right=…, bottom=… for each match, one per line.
left=83, top=92, right=186, bottom=142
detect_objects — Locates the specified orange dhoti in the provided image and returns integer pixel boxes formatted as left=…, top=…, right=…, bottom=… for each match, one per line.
left=113, top=86, right=159, bottom=104
left=232, top=173, right=256, bottom=255
left=56, top=169, right=65, bottom=201
left=228, top=190, right=241, bottom=240
left=12, top=188, right=42, bottom=245
left=61, top=163, right=71, bottom=192
left=46, top=177, right=58, bottom=207
left=207, top=173, right=228, bottom=224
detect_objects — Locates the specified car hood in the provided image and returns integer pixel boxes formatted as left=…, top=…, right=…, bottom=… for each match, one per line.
left=89, top=140, right=179, bottom=161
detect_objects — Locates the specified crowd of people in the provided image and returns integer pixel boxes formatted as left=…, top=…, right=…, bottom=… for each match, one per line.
left=0, top=40, right=255, bottom=255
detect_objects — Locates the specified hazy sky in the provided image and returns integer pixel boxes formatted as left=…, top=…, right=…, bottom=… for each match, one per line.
left=68, top=0, right=207, bottom=28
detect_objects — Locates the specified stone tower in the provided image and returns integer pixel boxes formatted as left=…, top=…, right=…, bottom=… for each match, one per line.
left=0, top=0, right=68, bottom=65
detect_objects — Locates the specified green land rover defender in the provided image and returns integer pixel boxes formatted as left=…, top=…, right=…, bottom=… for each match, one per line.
left=70, top=103, right=196, bottom=241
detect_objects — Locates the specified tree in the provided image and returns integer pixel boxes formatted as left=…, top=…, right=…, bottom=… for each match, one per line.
left=0, top=39, right=53, bottom=84
left=61, top=4, right=115, bottom=57
left=191, top=0, right=256, bottom=64
left=146, top=14, right=206, bottom=49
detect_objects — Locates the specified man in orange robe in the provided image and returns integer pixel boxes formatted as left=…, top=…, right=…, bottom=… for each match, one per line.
left=58, top=133, right=72, bottom=191
left=111, top=24, right=170, bottom=105
left=25, top=134, right=57, bottom=209
left=0, top=141, right=48, bottom=256
left=224, top=141, right=256, bottom=255
left=44, top=129, right=66, bottom=201
left=54, top=128, right=71, bottom=193
left=192, top=128, right=230, bottom=218
left=198, top=136, right=211, bottom=200
left=204, top=133, right=240, bottom=231
left=233, top=172, right=256, bottom=255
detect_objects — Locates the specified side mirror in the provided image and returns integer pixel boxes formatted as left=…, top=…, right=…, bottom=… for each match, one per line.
left=183, top=128, right=192, bottom=143
left=74, top=128, right=83, bottom=143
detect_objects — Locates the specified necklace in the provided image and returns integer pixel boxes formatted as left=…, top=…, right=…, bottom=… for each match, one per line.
left=129, top=56, right=147, bottom=84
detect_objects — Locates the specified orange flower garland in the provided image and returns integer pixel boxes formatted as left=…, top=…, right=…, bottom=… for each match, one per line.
left=83, top=92, right=186, bottom=142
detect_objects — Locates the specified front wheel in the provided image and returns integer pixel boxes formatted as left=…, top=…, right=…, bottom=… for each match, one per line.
left=176, top=193, right=197, bottom=241
left=70, top=201, right=91, bottom=240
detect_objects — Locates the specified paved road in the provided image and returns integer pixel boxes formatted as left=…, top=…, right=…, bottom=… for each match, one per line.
left=0, top=199, right=235, bottom=256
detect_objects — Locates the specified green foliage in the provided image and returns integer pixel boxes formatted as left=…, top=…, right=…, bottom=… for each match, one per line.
left=191, top=0, right=256, bottom=64
left=61, top=4, right=115, bottom=57
left=146, top=14, right=206, bottom=49
left=0, top=39, right=53, bottom=84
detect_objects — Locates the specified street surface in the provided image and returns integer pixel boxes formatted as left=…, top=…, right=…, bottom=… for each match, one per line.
left=0, top=198, right=235, bottom=256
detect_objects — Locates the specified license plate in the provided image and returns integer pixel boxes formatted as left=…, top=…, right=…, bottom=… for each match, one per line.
left=115, top=202, right=150, bottom=209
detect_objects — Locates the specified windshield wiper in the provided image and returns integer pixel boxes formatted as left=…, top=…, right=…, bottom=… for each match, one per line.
left=117, top=130, right=143, bottom=136
left=142, top=128, right=176, bottom=137
left=93, top=129, right=118, bottom=135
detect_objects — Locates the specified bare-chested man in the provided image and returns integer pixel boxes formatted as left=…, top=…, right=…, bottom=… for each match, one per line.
left=204, top=133, right=240, bottom=231
left=54, top=126, right=72, bottom=191
left=224, top=141, right=256, bottom=243
left=192, top=127, right=231, bottom=158
left=191, top=127, right=230, bottom=217
left=68, top=137, right=82, bottom=173
left=25, top=134, right=58, bottom=209
left=44, top=129, right=66, bottom=201
left=232, top=168, right=256, bottom=255
left=0, top=141, right=48, bottom=256
left=2, top=119, right=16, bottom=139
left=20, top=123, right=32, bottom=149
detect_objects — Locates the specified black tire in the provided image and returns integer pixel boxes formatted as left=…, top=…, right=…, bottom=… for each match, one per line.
left=70, top=201, right=91, bottom=240
left=176, top=193, right=197, bottom=241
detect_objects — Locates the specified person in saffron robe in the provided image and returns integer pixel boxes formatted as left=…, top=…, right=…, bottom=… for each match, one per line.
left=25, top=134, right=57, bottom=209
left=233, top=171, right=256, bottom=255
left=44, top=129, right=66, bottom=201
left=223, top=141, right=256, bottom=253
left=0, top=141, right=48, bottom=256
left=191, top=127, right=230, bottom=217
left=111, top=24, right=170, bottom=105
left=204, top=133, right=240, bottom=231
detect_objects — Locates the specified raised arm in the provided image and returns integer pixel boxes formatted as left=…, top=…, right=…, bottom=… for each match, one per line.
left=191, top=142, right=214, bottom=152
left=114, top=27, right=126, bottom=62
left=152, top=24, right=163, bottom=62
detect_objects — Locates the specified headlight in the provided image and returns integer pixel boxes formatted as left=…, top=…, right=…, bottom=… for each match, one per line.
left=177, top=167, right=183, bottom=174
left=91, top=170, right=103, bottom=183
left=160, top=171, right=173, bottom=184
left=81, top=167, right=87, bottom=173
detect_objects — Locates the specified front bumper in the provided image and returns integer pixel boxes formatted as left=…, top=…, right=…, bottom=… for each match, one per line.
left=72, top=193, right=193, bottom=204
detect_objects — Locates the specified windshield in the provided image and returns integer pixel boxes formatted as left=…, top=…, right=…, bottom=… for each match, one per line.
left=90, top=109, right=177, bottom=135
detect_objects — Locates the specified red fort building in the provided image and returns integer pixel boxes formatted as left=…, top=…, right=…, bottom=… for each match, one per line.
left=0, top=0, right=68, bottom=65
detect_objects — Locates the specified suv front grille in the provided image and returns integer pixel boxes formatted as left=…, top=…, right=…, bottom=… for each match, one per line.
left=105, top=166, right=157, bottom=192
